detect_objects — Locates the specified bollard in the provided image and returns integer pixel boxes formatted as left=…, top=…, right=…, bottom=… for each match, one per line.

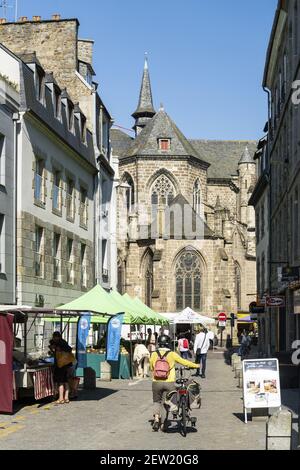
left=234, top=364, right=242, bottom=379
left=267, top=409, right=292, bottom=450
left=231, top=354, right=239, bottom=370
left=100, top=361, right=112, bottom=382
left=238, top=370, right=243, bottom=388
left=83, top=367, right=96, bottom=389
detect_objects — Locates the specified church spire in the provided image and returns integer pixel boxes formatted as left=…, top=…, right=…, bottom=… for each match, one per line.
left=132, top=54, right=156, bottom=136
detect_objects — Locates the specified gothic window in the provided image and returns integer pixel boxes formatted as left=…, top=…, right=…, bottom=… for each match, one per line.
left=235, top=262, right=241, bottom=310
left=144, top=252, right=153, bottom=307
left=175, top=250, right=201, bottom=311
left=151, top=174, right=175, bottom=207
left=123, top=173, right=135, bottom=211
left=193, top=179, right=201, bottom=214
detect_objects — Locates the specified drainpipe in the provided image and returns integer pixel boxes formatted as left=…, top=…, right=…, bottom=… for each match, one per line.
left=12, top=112, right=20, bottom=305
left=263, top=86, right=272, bottom=356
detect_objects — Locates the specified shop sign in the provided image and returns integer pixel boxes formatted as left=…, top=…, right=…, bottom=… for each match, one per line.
left=266, top=296, right=285, bottom=307
left=281, top=267, right=300, bottom=283
left=249, top=302, right=265, bottom=314
left=243, top=359, right=281, bottom=413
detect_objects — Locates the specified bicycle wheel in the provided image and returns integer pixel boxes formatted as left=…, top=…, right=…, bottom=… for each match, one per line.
left=181, top=397, right=187, bottom=437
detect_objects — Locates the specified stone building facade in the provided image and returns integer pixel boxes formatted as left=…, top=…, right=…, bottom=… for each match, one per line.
left=253, top=0, right=300, bottom=356
left=0, top=15, right=117, bottom=291
left=0, top=43, right=96, bottom=310
left=112, top=59, right=258, bottom=319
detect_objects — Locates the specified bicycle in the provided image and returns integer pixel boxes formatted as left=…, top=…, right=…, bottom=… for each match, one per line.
left=166, top=367, right=199, bottom=437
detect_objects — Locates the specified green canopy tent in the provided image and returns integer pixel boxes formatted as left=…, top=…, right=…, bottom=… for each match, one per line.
left=124, top=294, right=168, bottom=326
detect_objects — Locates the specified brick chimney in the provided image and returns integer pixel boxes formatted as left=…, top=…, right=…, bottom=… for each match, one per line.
left=18, top=16, right=28, bottom=22
left=32, top=16, right=41, bottom=22
left=52, top=14, right=61, bottom=21
left=0, top=18, right=7, bottom=24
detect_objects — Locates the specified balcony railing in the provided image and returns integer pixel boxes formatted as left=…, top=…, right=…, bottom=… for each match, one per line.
left=66, top=194, right=75, bottom=220
left=34, top=252, right=44, bottom=278
left=66, top=261, right=74, bottom=284
left=53, top=258, right=61, bottom=282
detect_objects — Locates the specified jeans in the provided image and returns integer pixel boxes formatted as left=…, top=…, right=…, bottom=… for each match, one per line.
left=180, top=351, right=189, bottom=359
left=198, top=353, right=207, bottom=375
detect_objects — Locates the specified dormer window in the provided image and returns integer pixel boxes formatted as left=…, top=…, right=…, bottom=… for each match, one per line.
left=159, top=139, right=171, bottom=151
left=36, top=67, right=45, bottom=104
left=54, top=87, right=61, bottom=120
left=68, top=102, right=74, bottom=133
left=81, top=115, right=87, bottom=143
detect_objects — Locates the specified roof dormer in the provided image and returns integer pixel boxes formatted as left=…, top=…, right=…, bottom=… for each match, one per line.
left=61, top=89, right=74, bottom=133
left=74, top=103, right=87, bottom=143
left=45, top=72, right=61, bottom=120
left=20, top=52, right=45, bottom=104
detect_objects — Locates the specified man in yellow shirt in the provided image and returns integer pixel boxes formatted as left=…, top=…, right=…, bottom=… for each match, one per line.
left=149, top=335, right=199, bottom=431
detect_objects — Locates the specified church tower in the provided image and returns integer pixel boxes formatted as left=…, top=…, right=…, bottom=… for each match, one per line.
left=132, top=56, right=156, bottom=136
left=238, top=146, right=256, bottom=225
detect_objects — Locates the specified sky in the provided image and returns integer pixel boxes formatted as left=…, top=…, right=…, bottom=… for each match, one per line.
left=2, top=0, right=278, bottom=140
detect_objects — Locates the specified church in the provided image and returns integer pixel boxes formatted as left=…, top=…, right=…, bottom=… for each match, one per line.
left=111, top=59, right=257, bottom=317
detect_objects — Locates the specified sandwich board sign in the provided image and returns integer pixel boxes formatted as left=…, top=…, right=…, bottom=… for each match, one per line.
left=242, top=359, right=281, bottom=423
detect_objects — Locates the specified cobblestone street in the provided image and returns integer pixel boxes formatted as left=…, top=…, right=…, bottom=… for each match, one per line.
left=0, top=352, right=272, bottom=450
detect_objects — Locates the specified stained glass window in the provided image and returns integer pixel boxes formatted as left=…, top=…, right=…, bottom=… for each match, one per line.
left=151, top=174, right=175, bottom=208
left=175, top=250, right=202, bottom=310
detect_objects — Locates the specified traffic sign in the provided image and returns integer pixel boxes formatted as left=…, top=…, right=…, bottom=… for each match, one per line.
left=266, top=296, right=285, bottom=307
left=218, top=312, right=227, bottom=322
left=218, top=321, right=226, bottom=327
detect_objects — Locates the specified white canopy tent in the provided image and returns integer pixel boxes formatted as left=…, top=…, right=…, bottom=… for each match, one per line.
left=161, top=307, right=216, bottom=325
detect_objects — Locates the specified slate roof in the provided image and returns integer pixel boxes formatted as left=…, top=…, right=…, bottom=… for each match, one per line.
left=132, top=58, right=155, bottom=118
left=189, top=140, right=257, bottom=179
left=122, top=108, right=210, bottom=167
left=110, top=129, right=134, bottom=157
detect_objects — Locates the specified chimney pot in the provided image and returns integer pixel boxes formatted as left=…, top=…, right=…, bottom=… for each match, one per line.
left=0, top=18, right=7, bottom=24
left=19, top=16, right=28, bottom=22
left=52, top=14, right=61, bottom=21
left=32, top=16, right=41, bottom=22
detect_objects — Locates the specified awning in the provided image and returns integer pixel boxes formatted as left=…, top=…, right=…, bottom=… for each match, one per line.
left=160, top=307, right=215, bottom=325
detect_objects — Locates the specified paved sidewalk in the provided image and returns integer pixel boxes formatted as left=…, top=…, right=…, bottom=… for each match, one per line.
left=0, top=352, right=267, bottom=450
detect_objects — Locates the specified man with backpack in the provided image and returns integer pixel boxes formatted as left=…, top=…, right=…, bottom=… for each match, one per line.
left=149, top=334, right=199, bottom=432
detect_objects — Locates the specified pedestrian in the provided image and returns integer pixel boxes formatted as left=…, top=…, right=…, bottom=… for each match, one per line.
left=207, top=328, right=215, bottom=350
left=49, top=332, right=75, bottom=405
left=193, top=326, right=210, bottom=378
left=150, top=335, right=199, bottom=432
left=146, top=328, right=156, bottom=355
left=133, top=340, right=150, bottom=378
left=238, top=330, right=250, bottom=357
left=177, top=333, right=190, bottom=359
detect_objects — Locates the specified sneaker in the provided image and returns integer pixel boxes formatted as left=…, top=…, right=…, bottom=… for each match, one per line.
left=152, top=420, right=160, bottom=432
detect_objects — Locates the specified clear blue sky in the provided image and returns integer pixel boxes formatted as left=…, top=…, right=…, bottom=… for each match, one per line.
left=5, top=0, right=277, bottom=140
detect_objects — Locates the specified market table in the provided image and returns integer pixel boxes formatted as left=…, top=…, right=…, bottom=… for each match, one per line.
left=75, top=353, right=131, bottom=379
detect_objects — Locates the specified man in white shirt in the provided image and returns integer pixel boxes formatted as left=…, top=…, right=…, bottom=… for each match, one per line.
left=193, top=327, right=210, bottom=378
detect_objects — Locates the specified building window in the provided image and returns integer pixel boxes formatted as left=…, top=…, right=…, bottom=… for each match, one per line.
left=34, top=157, right=45, bottom=205
left=34, top=226, right=44, bottom=278
left=144, top=251, right=153, bottom=308
left=294, top=188, right=299, bottom=260
left=54, top=87, right=61, bottom=120
left=79, top=187, right=88, bottom=228
left=52, top=170, right=62, bottom=213
left=66, top=178, right=75, bottom=221
left=159, top=139, right=171, bottom=151
left=68, top=102, right=74, bottom=132
left=151, top=173, right=175, bottom=208
left=81, top=243, right=87, bottom=287
left=261, top=203, right=265, bottom=239
left=66, top=238, right=74, bottom=284
left=175, top=250, right=201, bottom=311
left=261, top=253, right=265, bottom=295
left=0, top=214, right=4, bottom=273
left=234, top=262, right=241, bottom=310
left=36, top=68, right=45, bottom=104
left=53, top=233, right=61, bottom=282
left=81, top=115, right=87, bottom=143
left=0, top=134, right=5, bottom=186
left=123, top=173, right=135, bottom=211
left=193, top=179, right=201, bottom=214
